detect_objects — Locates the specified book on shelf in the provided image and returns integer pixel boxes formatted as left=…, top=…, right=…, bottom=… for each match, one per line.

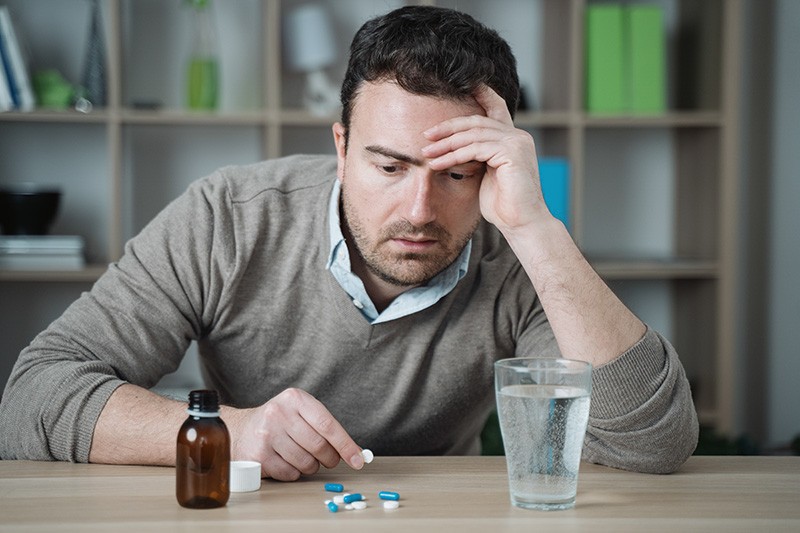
left=538, top=157, right=570, bottom=232
left=585, top=4, right=625, bottom=113
left=0, top=235, right=85, bottom=270
left=627, top=4, right=666, bottom=113
left=585, top=3, right=666, bottom=114
left=0, top=56, right=12, bottom=110
left=0, top=5, right=35, bottom=112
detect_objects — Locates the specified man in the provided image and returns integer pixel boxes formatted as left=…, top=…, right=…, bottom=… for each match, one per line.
left=0, top=6, right=698, bottom=478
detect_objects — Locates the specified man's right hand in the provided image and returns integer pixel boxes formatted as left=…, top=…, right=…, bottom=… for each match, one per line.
left=224, top=388, right=365, bottom=481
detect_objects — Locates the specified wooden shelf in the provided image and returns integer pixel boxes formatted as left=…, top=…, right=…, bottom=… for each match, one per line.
left=0, top=110, right=110, bottom=123
left=591, top=259, right=718, bottom=280
left=0, top=265, right=107, bottom=283
left=582, top=111, right=723, bottom=128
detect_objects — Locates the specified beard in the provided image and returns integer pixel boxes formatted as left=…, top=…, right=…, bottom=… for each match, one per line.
left=340, top=180, right=478, bottom=288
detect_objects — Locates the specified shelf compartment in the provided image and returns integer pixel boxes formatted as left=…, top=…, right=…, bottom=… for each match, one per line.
left=122, top=125, right=264, bottom=240
left=121, top=0, right=264, bottom=112
left=0, top=122, right=112, bottom=264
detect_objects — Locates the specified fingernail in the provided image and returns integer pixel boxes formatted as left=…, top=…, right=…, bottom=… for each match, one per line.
left=350, top=454, right=364, bottom=469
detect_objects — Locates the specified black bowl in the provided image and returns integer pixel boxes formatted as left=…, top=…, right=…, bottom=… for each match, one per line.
left=0, top=185, right=62, bottom=235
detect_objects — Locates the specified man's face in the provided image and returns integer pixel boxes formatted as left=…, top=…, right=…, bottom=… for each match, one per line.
left=333, top=81, right=485, bottom=288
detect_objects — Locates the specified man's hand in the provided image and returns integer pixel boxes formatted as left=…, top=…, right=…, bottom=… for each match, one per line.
left=225, top=388, right=364, bottom=481
left=421, top=85, right=553, bottom=235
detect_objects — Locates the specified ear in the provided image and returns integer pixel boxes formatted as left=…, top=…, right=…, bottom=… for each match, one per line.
left=332, top=122, right=347, bottom=183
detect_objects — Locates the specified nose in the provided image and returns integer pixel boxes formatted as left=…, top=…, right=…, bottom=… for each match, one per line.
left=403, top=171, right=437, bottom=227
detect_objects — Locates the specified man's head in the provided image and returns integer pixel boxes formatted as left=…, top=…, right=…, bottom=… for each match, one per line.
left=332, top=6, right=521, bottom=294
left=339, top=5, right=520, bottom=150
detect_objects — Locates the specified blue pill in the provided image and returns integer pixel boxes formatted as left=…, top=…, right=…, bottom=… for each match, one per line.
left=343, top=493, right=363, bottom=503
left=325, top=483, right=344, bottom=492
left=327, top=501, right=339, bottom=513
left=379, top=491, right=400, bottom=501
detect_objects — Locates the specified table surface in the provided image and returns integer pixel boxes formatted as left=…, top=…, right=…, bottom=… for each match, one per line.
left=1, top=456, right=799, bottom=532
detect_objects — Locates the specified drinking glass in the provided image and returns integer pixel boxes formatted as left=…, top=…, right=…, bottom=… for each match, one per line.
left=495, top=357, right=592, bottom=511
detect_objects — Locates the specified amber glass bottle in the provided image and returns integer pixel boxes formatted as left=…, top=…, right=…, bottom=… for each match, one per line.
left=176, top=390, right=230, bottom=509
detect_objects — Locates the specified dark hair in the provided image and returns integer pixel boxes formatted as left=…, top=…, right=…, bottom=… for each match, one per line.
left=340, top=5, right=520, bottom=145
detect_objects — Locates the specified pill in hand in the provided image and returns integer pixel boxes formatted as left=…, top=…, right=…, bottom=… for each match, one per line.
left=361, top=449, right=374, bottom=464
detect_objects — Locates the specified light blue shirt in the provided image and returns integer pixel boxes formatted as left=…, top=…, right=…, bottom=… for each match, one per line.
left=325, top=180, right=471, bottom=324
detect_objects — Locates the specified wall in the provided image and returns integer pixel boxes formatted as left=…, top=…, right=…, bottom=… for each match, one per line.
left=765, top=0, right=800, bottom=448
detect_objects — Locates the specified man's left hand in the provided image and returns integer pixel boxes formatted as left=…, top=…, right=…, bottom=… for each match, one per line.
left=421, top=85, right=552, bottom=235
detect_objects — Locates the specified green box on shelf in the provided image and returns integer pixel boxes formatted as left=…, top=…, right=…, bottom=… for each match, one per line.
left=628, top=5, right=666, bottom=113
left=585, top=4, right=625, bottom=113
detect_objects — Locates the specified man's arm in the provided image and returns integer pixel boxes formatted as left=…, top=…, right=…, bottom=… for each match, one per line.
left=89, top=383, right=365, bottom=480
left=422, top=86, right=645, bottom=366
left=422, top=86, right=697, bottom=473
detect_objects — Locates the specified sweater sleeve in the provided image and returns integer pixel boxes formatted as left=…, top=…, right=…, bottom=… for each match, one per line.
left=0, top=173, right=235, bottom=462
left=581, top=326, right=699, bottom=474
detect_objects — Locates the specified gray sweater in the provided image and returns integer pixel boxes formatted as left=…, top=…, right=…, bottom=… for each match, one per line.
left=0, top=155, right=698, bottom=473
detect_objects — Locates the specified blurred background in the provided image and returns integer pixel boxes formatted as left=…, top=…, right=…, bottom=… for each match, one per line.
left=0, top=0, right=797, bottom=455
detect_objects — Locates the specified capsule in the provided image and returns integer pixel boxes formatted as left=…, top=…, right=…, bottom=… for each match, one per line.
left=324, top=483, right=344, bottom=492
left=343, top=493, right=363, bottom=503
left=327, top=501, right=339, bottom=513
left=379, top=491, right=400, bottom=501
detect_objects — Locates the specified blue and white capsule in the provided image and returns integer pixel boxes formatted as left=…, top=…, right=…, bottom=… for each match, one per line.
left=378, top=491, right=400, bottom=501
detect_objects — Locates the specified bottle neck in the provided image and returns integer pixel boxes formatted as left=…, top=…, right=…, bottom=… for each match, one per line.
left=186, top=408, right=221, bottom=418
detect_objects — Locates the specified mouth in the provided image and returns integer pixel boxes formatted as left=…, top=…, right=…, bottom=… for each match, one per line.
left=390, top=236, right=439, bottom=252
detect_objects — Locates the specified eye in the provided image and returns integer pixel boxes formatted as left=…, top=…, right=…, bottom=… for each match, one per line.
left=377, top=164, right=403, bottom=175
left=448, top=172, right=468, bottom=181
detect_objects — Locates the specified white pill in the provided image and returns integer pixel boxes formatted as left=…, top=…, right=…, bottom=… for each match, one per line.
left=324, top=499, right=332, bottom=505
left=333, top=495, right=346, bottom=504
left=362, top=449, right=375, bottom=464
left=345, top=504, right=354, bottom=510
left=352, top=501, right=367, bottom=510
left=383, top=500, right=399, bottom=509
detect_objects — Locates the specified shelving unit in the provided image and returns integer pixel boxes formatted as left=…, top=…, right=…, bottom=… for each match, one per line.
left=0, top=0, right=740, bottom=434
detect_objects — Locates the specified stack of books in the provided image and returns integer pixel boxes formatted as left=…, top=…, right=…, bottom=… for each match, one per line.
left=0, top=235, right=85, bottom=270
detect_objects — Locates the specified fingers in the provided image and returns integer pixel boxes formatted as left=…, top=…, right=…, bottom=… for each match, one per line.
left=472, top=84, right=514, bottom=124
left=423, top=120, right=532, bottom=171
left=240, top=388, right=364, bottom=482
left=293, top=389, right=364, bottom=470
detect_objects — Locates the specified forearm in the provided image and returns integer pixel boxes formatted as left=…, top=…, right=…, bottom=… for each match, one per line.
left=89, top=384, right=258, bottom=467
left=504, top=216, right=645, bottom=366
left=88, top=384, right=187, bottom=465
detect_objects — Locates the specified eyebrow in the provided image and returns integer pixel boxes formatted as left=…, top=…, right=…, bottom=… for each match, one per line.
left=364, top=145, right=424, bottom=167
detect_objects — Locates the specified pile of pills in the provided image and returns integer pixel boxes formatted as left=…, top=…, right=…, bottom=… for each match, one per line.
left=324, top=486, right=400, bottom=512
left=322, top=449, right=402, bottom=513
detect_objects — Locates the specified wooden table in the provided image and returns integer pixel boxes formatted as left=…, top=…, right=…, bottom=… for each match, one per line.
left=1, top=456, right=798, bottom=532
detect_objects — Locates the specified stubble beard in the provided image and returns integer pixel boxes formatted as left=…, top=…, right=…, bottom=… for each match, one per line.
left=340, top=181, right=478, bottom=288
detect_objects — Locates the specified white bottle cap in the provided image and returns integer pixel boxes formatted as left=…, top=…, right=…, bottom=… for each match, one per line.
left=230, top=461, right=262, bottom=492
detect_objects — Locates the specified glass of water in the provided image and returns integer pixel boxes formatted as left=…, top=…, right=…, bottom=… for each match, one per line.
left=494, top=358, right=592, bottom=511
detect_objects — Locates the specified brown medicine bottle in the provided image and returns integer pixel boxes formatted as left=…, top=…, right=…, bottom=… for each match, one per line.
left=176, top=389, right=231, bottom=509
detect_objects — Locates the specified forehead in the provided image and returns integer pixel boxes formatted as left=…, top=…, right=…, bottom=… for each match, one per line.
left=348, top=82, right=485, bottom=138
